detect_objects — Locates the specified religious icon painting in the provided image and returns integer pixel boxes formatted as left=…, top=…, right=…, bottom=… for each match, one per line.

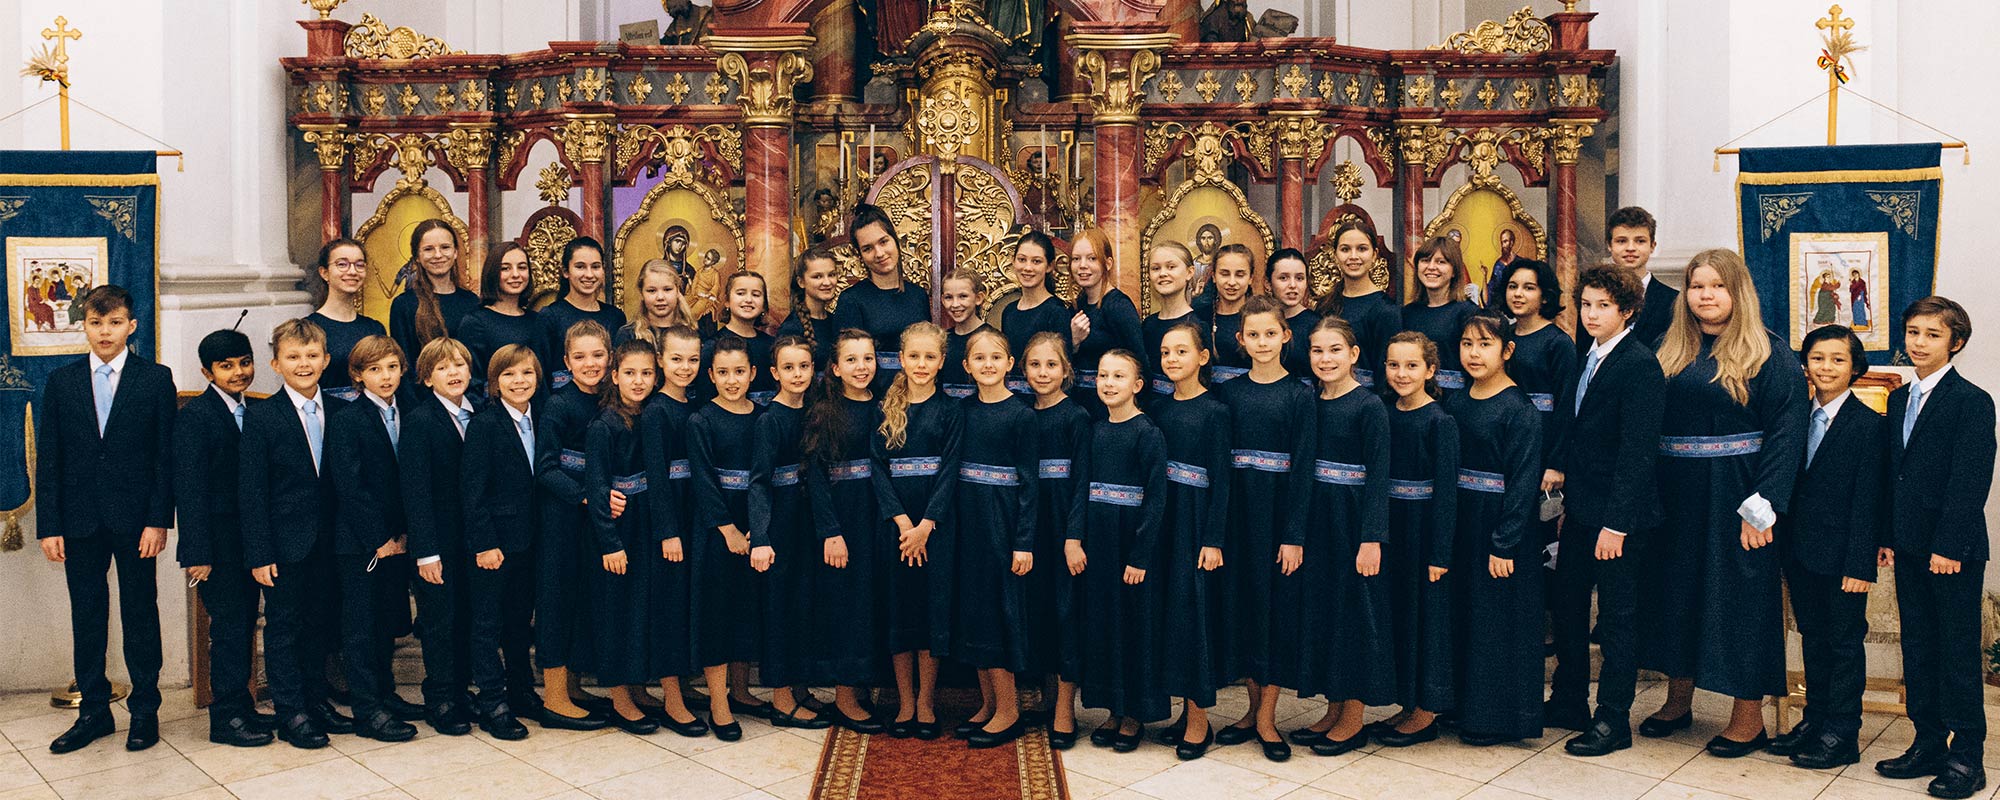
left=1789, top=231, right=1890, bottom=351
left=7, top=236, right=108, bottom=356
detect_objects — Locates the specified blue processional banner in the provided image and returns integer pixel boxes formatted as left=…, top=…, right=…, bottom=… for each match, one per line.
left=1736, top=143, right=1941, bottom=364
left=0, top=151, right=160, bottom=547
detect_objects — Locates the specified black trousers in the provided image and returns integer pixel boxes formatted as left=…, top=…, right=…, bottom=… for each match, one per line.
left=467, top=550, right=537, bottom=712
left=1783, top=558, right=1868, bottom=737
left=1549, top=516, right=1640, bottom=724
left=412, top=556, right=473, bottom=708
left=1894, top=554, right=1986, bottom=763
left=261, top=548, right=337, bottom=717
left=337, top=553, right=411, bottom=718
left=62, top=529, right=164, bottom=716
left=196, top=562, right=260, bottom=723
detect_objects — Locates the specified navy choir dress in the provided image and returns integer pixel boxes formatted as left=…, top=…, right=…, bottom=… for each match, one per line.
left=942, top=324, right=990, bottom=399
left=950, top=395, right=1040, bottom=671
left=306, top=311, right=386, bottom=401
left=1399, top=300, right=1480, bottom=393
left=390, top=289, right=480, bottom=371
left=687, top=400, right=765, bottom=667
left=1207, top=307, right=1249, bottom=384
left=1385, top=400, right=1461, bottom=712
left=1070, top=289, right=1145, bottom=415
left=456, top=306, right=541, bottom=396
left=532, top=382, right=601, bottom=673
left=1141, top=309, right=1207, bottom=399
left=747, top=401, right=812, bottom=686
left=1149, top=391, right=1233, bottom=706
left=538, top=298, right=627, bottom=387
left=1326, top=291, right=1401, bottom=391
left=640, top=392, right=699, bottom=679
left=1443, top=386, right=1545, bottom=739
left=1001, top=296, right=1072, bottom=395
left=1638, top=331, right=1805, bottom=699
left=872, top=391, right=962, bottom=656
left=698, top=328, right=777, bottom=405
left=804, top=396, right=890, bottom=685
left=1293, top=387, right=1395, bottom=705
left=1280, top=308, right=1323, bottom=381
left=834, top=280, right=930, bottom=391
left=584, top=407, right=655, bottom=686
left=1028, top=397, right=1091, bottom=680
left=1070, top=414, right=1170, bottom=722
left=1218, top=374, right=1317, bottom=685
left=775, top=309, right=839, bottom=367
left=1507, top=323, right=1575, bottom=556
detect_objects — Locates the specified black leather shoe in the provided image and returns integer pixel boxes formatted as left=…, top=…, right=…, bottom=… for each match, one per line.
left=711, top=720, right=743, bottom=742
left=886, top=718, right=914, bottom=738
left=1155, top=715, right=1186, bottom=745
left=570, top=692, right=612, bottom=714
left=48, top=710, right=114, bottom=754
left=427, top=703, right=472, bottom=736
left=954, top=719, right=987, bottom=739
left=1638, top=713, right=1693, bottom=738
left=610, top=712, right=659, bottom=735
left=357, top=710, right=418, bottom=743
left=277, top=713, right=329, bottom=750
left=1788, top=732, right=1859, bottom=770
left=311, top=700, right=356, bottom=735
left=1460, top=731, right=1523, bottom=747
left=911, top=720, right=941, bottom=740
left=656, top=712, right=708, bottom=738
left=1175, top=726, right=1213, bottom=761
left=1090, top=723, right=1119, bottom=748
left=1704, top=730, right=1770, bottom=758
left=124, top=715, right=158, bottom=751
left=209, top=716, right=275, bottom=748
left=1877, top=743, right=1950, bottom=779
left=832, top=709, right=885, bottom=735
left=1767, top=720, right=1818, bottom=756
left=1047, top=725, right=1079, bottom=750
left=1214, top=723, right=1258, bottom=746
left=1543, top=699, right=1591, bottom=732
left=1112, top=728, right=1143, bottom=753
left=479, top=708, right=529, bottom=741
left=382, top=694, right=427, bottom=722
left=1375, top=722, right=1439, bottom=748
left=1361, top=719, right=1396, bottom=738
left=1258, top=733, right=1292, bottom=762
left=1289, top=726, right=1332, bottom=745
left=1564, top=720, right=1632, bottom=757
left=1928, top=760, right=1987, bottom=799
left=966, top=720, right=1026, bottom=749
left=538, top=706, right=610, bottom=731
left=508, top=690, right=543, bottom=716
left=770, top=706, right=833, bottom=730
left=1310, top=730, right=1367, bottom=757
left=728, top=697, right=775, bottom=720
left=246, top=711, right=278, bottom=732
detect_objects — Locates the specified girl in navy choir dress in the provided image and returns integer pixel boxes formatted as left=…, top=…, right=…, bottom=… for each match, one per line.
left=746, top=337, right=832, bottom=730
left=1317, top=223, right=1401, bottom=391
left=639, top=325, right=709, bottom=737
left=1000, top=231, right=1071, bottom=396
left=1269, top=249, right=1322, bottom=380
left=1146, top=323, right=1232, bottom=760
left=1288, top=317, right=1394, bottom=756
left=776, top=248, right=842, bottom=367
left=1023, top=332, right=1090, bottom=747
left=1067, top=349, right=1170, bottom=752
left=1203, top=244, right=1257, bottom=383
left=391, top=220, right=481, bottom=376
left=539, top=237, right=629, bottom=388
left=1142, top=242, right=1205, bottom=398
left=703, top=271, right=778, bottom=405
left=951, top=329, right=1041, bottom=748
left=1370, top=332, right=1461, bottom=747
left=1213, top=295, right=1316, bottom=763
left=1442, top=313, right=1545, bottom=746
left=836, top=204, right=931, bottom=391
left=1066, top=228, right=1144, bottom=417
left=582, top=340, right=666, bottom=735
left=872, top=322, right=959, bottom=739
left=686, top=335, right=768, bottom=741
left=939, top=268, right=989, bottom=399
left=1639, top=249, right=1804, bottom=757
left=1400, top=237, right=1481, bottom=394
left=532, top=320, right=615, bottom=729
left=615, top=259, right=695, bottom=350
left=800, top=330, right=892, bottom=733
left=456, top=244, right=541, bottom=398
left=307, top=238, right=387, bottom=401
left=1499, top=260, right=1575, bottom=568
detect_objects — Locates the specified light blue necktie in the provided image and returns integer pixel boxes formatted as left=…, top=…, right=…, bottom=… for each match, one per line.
left=92, top=364, right=114, bottom=435
left=1806, top=407, right=1829, bottom=466
left=517, top=413, right=535, bottom=461
left=231, top=401, right=244, bottom=432
left=1574, top=349, right=1602, bottom=414
left=383, top=405, right=399, bottom=449
left=1902, top=383, right=1925, bottom=446
left=455, top=408, right=472, bottom=439
left=303, top=400, right=324, bottom=471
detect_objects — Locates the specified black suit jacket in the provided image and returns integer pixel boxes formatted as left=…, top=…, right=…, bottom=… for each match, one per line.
left=239, top=391, right=344, bottom=566
left=401, top=397, right=468, bottom=561
left=1887, top=368, right=1997, bottom=562
left=327, top=397, right=404, bottom=557
left=35, top=354, right=176, bottom=539
left=1551, top=334, right=1665, bottom=537
left=460, top=404, right=540, bottom=554
left=1781, top=397, right=1887, bottom=580
left=1631, top=277, right=1679, bottom=348
left=173, top=387, right=244, bottom=567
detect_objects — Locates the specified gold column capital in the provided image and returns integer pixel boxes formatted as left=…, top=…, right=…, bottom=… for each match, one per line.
left=713, top=44, right=815, bottom=128
left=1073, top=46, right=1163, bottom=125
left=1547, top=120, right=1595, bottom=165
left=557, top=114, right=617, bottom=165
left=299, top=124, right=349, bottom=172
left=1394, top=120, right=1451, bottom=170
left=1269, top=111, right=1330, bottom=162
left=442, top=122, right=496, bottom=173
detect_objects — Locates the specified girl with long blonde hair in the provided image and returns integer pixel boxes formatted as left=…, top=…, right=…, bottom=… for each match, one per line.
left=872, top=321, right=958, bottom=739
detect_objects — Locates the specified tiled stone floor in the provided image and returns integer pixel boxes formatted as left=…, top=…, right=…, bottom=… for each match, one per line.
left=1, top=681, right=1995, bottom=800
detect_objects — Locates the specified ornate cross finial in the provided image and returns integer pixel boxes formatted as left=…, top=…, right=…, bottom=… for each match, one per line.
left=1817, top=5, right=1853, bottom=33
left=41, top=17, right=81, bottom=64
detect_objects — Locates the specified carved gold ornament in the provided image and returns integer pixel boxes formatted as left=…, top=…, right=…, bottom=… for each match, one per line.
left=1559, top=75, right=1601, bottom=107
left=557, top=76, right=573, bottom=103
left=301, top=125, right=349, bottom=172
left=1330, top=160, right=1364, bottom=204
left=503, top=86, right=518, bottom=110
left=1439, top=79, right=1464, bottom=108
left=397, top=84, right=421, bottom=114
left=389, top=133, right=435, bottom=189
left=1365, top=127, right=1397, bottom=170
left=1343, top=76, right=1361, bottom=105
left=536, top=162, right=572, bottom=206
left=529, top=82, right=546, bottom=109
left=915, top=87, right=980, bottom=161
left=1233, top=71, right=1258, bottom=102
left=1156, top=71, right=1183, bottom=102
left=704, top=73, right=730, bottom=104
left=1434, top=7, right=1553, bottom=55
left=301, top=0, right=347, bottom=21
left=1459, top=128, right=1507, bottom=178
left=716, top=51, right=812, bottom=126
left=1271, top=114, right=1331, bottom=162
left=525, top=214, right=577, bottom=298
left=578, top=69, right=606, bottom=103
left=1371, top=81, right=1386, bottom=106
left=629, top=74, right=654, bottom=104
left=1280, top=65, right=1309, bottom=98
left=664, top=72, right=691, bottom=104
left=1318, top=73, right=1339, bottom=101
left=1195, top=70, right=1222, bottom=103
left=1547, top=121, right=1593, bottom=164
left=344, top=13, right=463, bottom=59
left=495, top=130, right=526, bottom=177
left=557, top=115, right=616, bottom=164
left=1512, top=79, right=1536, bottom=109
left=1513, top=128, right=1547, bottom=174
left=1405, top=76, right=1433, bottom=107
left=462, top=80, right=486, bottom=110
left=361, top=85, right=386, bottom=115
left=1476, top=80, right=1498, bottom=110
left=442, top=125, right=495, bottom=173
left=871, top=167, right=935, bottom=288
left=617, top=123, right=741, bottom=181
left=312, top=83, right=334, bottom=112
left=1396, top=123, right=1452, bottom=170
left=1143, top=122, right=1184, bottom=174
left=346, top=131, right=388, bottom=181
left=1075, top=48, right=1161, bottom=125
left=433, top=83, right=457, bottom=112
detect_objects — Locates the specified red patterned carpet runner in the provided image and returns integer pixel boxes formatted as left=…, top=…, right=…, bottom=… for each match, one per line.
left=808, top=725, right=1069, bottom=800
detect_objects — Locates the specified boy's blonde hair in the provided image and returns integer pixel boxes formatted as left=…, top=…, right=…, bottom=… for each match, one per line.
left=416, top=337, right=472, bottom=384
left=270, top=318, right=327, bottom=354
left=346, top=334, right=405, bottom=382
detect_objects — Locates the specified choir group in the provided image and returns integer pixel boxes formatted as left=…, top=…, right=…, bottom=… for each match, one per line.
left=33, top=204, right=1999, bottom=799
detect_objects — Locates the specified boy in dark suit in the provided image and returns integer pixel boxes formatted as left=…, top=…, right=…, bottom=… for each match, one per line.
left=1605, top=207, right=1678, bottom=348
left=1875, top=296, right=1997, bottom=800
left=1767, top=324, right=1885, bottom=770
left=174, top=328, right=274, bottom=748
left=459, top=343, right=545, bottom=740
left=240, top=318, right=354, bottom=749
left=326, top=335, right=421, bottom=743
left=37, top=285, right=177, bottom=753
left=401, top=337, right=479, bottom=736
left=1546, top=265, right=1665, bottom=756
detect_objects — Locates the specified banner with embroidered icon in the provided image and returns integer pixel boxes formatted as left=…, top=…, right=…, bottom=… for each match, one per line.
left=0, top=150, right=160, bottom=550
left=1735, top=143, right=1940, bottom=364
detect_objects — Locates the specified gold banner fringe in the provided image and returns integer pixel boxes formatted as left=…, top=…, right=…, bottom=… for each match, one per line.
left=3, top=404, right=34, bottom=552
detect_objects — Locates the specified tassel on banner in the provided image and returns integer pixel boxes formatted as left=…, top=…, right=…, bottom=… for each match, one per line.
left=2, top=512, right=20, bottom=552
left=2, top=405, right=33, bottom=552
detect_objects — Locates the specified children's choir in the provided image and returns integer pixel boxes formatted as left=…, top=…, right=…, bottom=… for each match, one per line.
left=31, top=206, right=1998, bottom=800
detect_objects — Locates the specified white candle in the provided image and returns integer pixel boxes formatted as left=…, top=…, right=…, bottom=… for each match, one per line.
left=868, top=124, right=876, bottom=175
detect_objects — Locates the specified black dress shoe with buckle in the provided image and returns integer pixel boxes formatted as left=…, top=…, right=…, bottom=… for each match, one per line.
left=1542, top=699, right=1591, bottom=732
left=382, top=694, right=427, bottom=723
left=426, top=703, right=472, bottom=736
left=1375, top=722, right=1439, bottom=748
left=1638, top=713, right=1692, bottom=738
left=1877, top=743, right=1950, bottom=779
left=479, top=708, right=529, bottom=741
left=1258, top=733, right=1292, bottom=762
left=966, top=720, right=1026, bottom=749
left=48, top=710, right=114, bottom=754
left=1175, top=726, right=1214, bottom=761
left=125, top=714, right=158, bottom=752
left=1563, top=720, right=1632, bottom=757
left=1704, top=731, right=1770, bottom=758
left=1768, top=720, right=1818, bottom=756
left=1310, top=730, right=1367, bottom=757
left=1214, top=723, right=1258, bottom=746
left=209, top=716, right=275, bottom=748
left=357, top=710, right=418, bottom=743
left=538, top=706, right=610, bottom=731
left=1928, top=760, right=1987, bottom=800
left=1789, top=731, right=1859, bottom=770
left=769, top=706, right=833, bottom=730
left=277, top=713, right=329, bottom=750
left=311, top=700, right=356, bottom=735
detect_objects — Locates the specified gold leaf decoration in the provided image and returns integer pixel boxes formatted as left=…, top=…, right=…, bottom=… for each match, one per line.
left=461, top=80, right=485, bottom=111
left=1156, top=71, right=1183, bottom=102
left=1330, top=160, right=1363, bottom=204
left=1194, top=70, right=1222, bottom=102
left=362, top=84, right=387, bottom=115
left=398, top=84, right=421, bottom=114
left=343, top=12, right=463, bottom=60
left=503, top=86, right=518, bottom=110
left=1279, top=65, right=1308, bottom=98
left=1318, top=73, right=1338, bottom=101
left=1343, top=76, right=1361, bottom=104
left=556, top=76, right=573, bottom=102
left=1439, top=80, right=1463, bottom=108
left=1233, top=71, right=1258, bottom=102
left=1512, top=79, right=1536, bottom=109
left=1476, top=79, right=1498, bottom=109
left=577, top=68, right=605, bottom=102
left=1433, top=7, right=1553, bottom=55
left=630, top=73, right=654, bottom=104
left=433, top=83, right=457, bottom=112
left=704, top=73, right=730, bottom=104
left=536, top=161, right=572, bottom=206
left=1406, top=76, right=1433, bottom=106
left=529, top=82, right=546, bottom=108
left=665, top=72, right=691, bottom=104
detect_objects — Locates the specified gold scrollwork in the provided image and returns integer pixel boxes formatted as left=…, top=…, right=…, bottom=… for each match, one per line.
left=1476, top=80, right=1498, bottom=110
left=557, top=76, right=573, bottom=103
left=389, top=133, right=435, bottom=189
left=433, top=83, right=458, bottom=112
left=702, top=124, right=744, bottom=173
left=716, top=51, right=813, bottom=126
left=951, top=168, right=1023, bottom=304
left=1142, top=121, right=1186, bottom=175
left=1865, top=190, right=1921, bottom=238
left=704, top=73, right=730, bottom=104
left=361, top=85, right=386, bottom=116
left=1396, top=123, right=1452, bottom=170
left=916, top=87, right=980, bottom=162
left=495, top=130, right=527, bottom=178
left=577, top=68, right=606, bottom=103
left=1759, top=193, right=1812, bottom=241
left=665, top=72, right=691, bottom=104
left=397, top=84, right=421, bottom=114
left=442, top=125, right=495, bottom=173
left=344, top=12, right=463, bottom=59
left=1459, top=128, right=1508, bottom=179
left=557, top=115, right=615, bottom=164
left=872, top=167, right=936, bottom=289
left=536, top=162, right=572, bottom=206
left=1559, top=75, right=1602, bottom=107
left=1233, top=71, right=1259, bottom=102
left=1547, top=121, right=1593, bottom=164
left=1075, top=48, right=1161, bottom=125
left=1405, top=76, right=1433, bottom=107
left=1156, top=71, right=1183, bottom=102
left=1512, top=128, right=1548, bottom=175
left=1364, top=127, right=1396, bottom=170
left=1330, top=161, right=1364, bottom=205
left=84, top=196, right=137, bottom=241
left=1194, top=70, right=1222, bottom=103
left=1512, top=79, right=1537, bottom=109
left=630, top=73, right=654, bottom=104
left=1318, top=73, right=1339, bottom=101
left=346, top=131, right=388, bottom=181
left=616, top=123, right=740, bottom=183
left=1439, top=80, right=1464, bottom=108
left=1433, top=7, right=1553, bottom=55
left=301, top=125, right=348, bottom=172
left=1279, top=65, right=1309, bottom=98
left=529, top=82, right=547, bottom=109
left=462, top=80, right=486, bottom=111
left=1343, top=75, right=1361, bottom=105
left=1270, top=114, right=1332, bottom=162
left=525, top=214, right=578, bottom=300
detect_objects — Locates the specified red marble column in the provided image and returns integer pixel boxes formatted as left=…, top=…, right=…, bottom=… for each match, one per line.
left=578, top=161, right=607, bottom=244
left=464, top=165, right=491, bottom=285
left=744, top=125, right=793, bottom=316
left=810, top=0, right=856, bottom=104
left=1550, top=158, right=1579, bottom=332
left=1095, top=122, right=1143, bottom=303
left=1280, top=158, right=1305, bottom=250
left=1397, top=160, right=1427, bottom=303
left=320, top=171, right=344, bottom=243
